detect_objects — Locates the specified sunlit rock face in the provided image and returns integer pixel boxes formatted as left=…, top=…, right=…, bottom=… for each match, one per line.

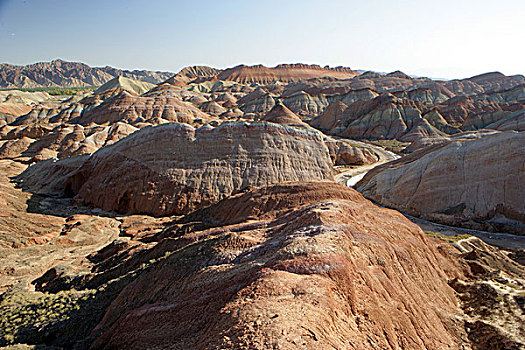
left=357, top=131, right=525, bottom=233
left=64, top=122, right=334, bottom=216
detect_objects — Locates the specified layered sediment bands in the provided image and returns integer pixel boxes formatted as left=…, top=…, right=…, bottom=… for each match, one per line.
left=357, top=131, right=525, bottom=233
left=311, top=93, right=445, bottom=142
left=65, top=122, right=334, bottom=216
left=76, top=91, right=209, bottom=126
left=340, top=94, right=445, bottom=142
left=281, top=91, right=328, bottom=117
left=466, top=72, right=525, bottom=93
left=217, top=63, right=359, bottom=84
left=171, top=65, right=222, bottom=81
left=16, top=155, right=89, bottom=196
left=178, top=181, right=365, bottom=225
left=259, top=101, right=308, bottom=127
left=325, top=139, right=380, bottom=166
left=2, top=181, right=524, bottom=349
left=86, top=182, right=469, bottom=349
left=393, top=85, right=455, bottom=104
left=486, top=110, right=525, bottom=132
left=0, top=122, right=139, bottom=161
left=310, top=100, right=348, bottom=131
left=1, top=61, right=525, bottom=350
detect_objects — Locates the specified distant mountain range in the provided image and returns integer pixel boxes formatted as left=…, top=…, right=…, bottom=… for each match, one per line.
left=0, top=59, right=175, bottom=89
left=1, top=59, right=522, bottom=91
left=0, top=60, right=362, bottom=89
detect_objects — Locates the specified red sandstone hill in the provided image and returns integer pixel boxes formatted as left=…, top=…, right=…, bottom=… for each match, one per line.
left=163, top=66, right=222, bottom=86
left=8, top=181, right=520, bottom=349
left=216, top=64, right=359, bottom=84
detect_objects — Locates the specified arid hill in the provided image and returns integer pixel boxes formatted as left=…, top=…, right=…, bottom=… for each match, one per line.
left=93, top=76, right=156, bottom=96
left=357, top=131, right=525, bottom=233
left=1, top=181, right=523, bottom=349
left=75, top=90, right=209, bottom=126
left=216, top=64, right=359, bottom=84
left=29, top=122, right=334, bottom=216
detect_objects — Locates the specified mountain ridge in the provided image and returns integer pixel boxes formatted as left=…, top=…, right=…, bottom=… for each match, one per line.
left=0, top=59, right=175, bottom=89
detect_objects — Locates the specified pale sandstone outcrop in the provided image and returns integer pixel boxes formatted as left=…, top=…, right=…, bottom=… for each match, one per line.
left=357, top=131, right=525, bottom=233
left=94, top=76, right=156, bottom=96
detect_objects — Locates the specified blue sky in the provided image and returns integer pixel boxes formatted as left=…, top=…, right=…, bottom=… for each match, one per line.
left=0, top=0, right=524, bottom=79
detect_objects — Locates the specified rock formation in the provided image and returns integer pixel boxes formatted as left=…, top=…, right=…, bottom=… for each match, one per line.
left=165, top=66, right=222, bottom=85
left=62, top=122, right=334, bottom=216
left=310, top=100, right=348, bottom=131
left=324, top=138, right=380, bottom=166
left=259, top=101, right=308, bottom=127
left=4, top=180, right=522, bottom=349
left=486, top=110, right=525, bottom=131
left=281, top=91, right=329, bottom=117
left=94, top=76, right=156, bottom=96
left=75, top=91, right=209, bottom=126
left=217, top=64, right=359, bottom=84
left=0, top=122, right=140, bottom=162
left=357, top=131, right=525, bottom=233
left=312, top=94, right=446, bottom=142
left=0, top=59, right=173, bottom=88
left=0, top=90, right=51, bottom=121
left=0, top=59, right=174, bottom=88
left=0, top=60, right=524, bottom=350
left=0, top=159, right=120, bottom=293
left=86, top=182, right=471, bottom=349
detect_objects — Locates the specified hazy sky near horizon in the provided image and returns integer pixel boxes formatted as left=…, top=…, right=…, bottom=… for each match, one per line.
left=0, top=0, right=523, bottom=79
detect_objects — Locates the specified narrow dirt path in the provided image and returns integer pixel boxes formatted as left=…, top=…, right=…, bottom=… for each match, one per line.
left=332, top=138, right=399, bottom=186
